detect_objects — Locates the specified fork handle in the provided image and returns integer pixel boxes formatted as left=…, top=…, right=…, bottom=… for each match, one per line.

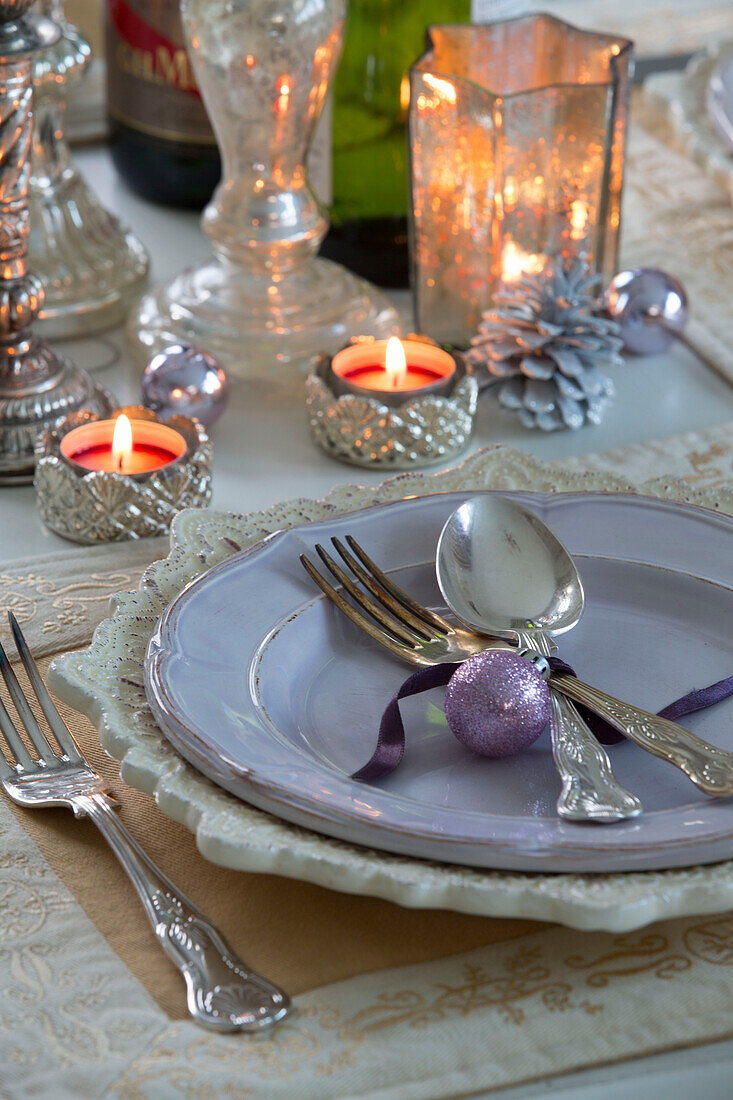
left=552, top=675, right=733, bottom=797
left=78, top=794, right=290, bottom=1031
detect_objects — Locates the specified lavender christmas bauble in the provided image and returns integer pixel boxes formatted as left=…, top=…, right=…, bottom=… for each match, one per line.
left=141, top=344, right=229, bottom=428
left=605, top=268, right=688, bottom=355
left=444, top=650, right=551, bottom=758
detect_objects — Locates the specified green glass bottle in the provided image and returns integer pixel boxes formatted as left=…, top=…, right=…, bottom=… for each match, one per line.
left=321, top=0, right=472, bottom=287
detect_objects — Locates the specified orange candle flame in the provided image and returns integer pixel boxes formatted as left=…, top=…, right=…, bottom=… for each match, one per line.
left=422, top=74, right=457, bottom=105
left=276, top=75, right=291, bottom=114
left=385, top=337, right=407, bottom=390
left=112, top=414, right=133, bottom=473
left=399, top=75, right=410, bottom=113
left=501, top=241, right=546, bottom=283
left=570, top=199, right=588, bottom=240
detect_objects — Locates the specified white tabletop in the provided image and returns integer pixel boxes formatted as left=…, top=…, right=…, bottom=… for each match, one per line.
left=4, top=145, right=733, bottom=1098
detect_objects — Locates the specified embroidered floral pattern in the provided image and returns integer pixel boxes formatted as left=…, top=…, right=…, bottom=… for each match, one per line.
left=108, top=913, right=733, bottom=1098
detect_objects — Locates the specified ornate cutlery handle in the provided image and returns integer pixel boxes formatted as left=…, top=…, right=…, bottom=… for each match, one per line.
left=79, top=794, right=290, bottom=1031
left=515, top=631, right=641, bottom=822
left=553, top=676, right=733, bottom=797
left=549, top=692, right=642, bottom=821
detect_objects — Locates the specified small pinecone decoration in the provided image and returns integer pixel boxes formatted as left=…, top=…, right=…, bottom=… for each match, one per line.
left=468, top=254, right=624, bottom=431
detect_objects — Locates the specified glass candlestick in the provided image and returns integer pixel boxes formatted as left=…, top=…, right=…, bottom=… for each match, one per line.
left=28, top=0, right=149, bottom=338
left=0, top=0, right=112, bottom=484
left=129, top=0, right=397, bottom=377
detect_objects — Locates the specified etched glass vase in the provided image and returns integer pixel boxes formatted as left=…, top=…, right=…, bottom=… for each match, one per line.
left=130, top=0, right=397, bottom=377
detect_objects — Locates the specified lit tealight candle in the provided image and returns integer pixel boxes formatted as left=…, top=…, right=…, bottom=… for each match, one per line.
left=112, top=413, right=133, bottom=471
left=330, top=337, right=456, bottom=407
left=500, top=241, right=546, bottom=283
left=60, top=413, right=187, bottom=476
left=570, top=199, right=588, bottom=241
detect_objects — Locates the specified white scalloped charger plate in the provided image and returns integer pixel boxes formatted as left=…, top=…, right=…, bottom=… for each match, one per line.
left=47, top=446, right=733, bottom=930
left=144, top=491, right=733, bottom=874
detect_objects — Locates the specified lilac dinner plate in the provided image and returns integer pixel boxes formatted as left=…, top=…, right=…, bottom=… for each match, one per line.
left=145, top=491, right=733, bottom=873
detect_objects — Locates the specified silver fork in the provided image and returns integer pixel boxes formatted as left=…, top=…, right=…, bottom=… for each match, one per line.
left=300, top=536, right=733, bottom=799
left=0, top=612, right=290, bottom=1032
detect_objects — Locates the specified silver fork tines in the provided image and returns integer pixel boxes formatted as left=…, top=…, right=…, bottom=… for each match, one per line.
left=0, top=611, right=290, bottom=1032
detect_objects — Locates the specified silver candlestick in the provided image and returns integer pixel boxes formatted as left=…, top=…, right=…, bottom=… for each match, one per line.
left=0, top=0, right=112, bottom=484
left=28, top=0, right=148, bottom=337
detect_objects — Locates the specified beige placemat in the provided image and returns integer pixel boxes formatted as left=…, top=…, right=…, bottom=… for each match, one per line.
left=0, top=538, right=167, bottom=658
left=0, top=653, right=539, bottom=1019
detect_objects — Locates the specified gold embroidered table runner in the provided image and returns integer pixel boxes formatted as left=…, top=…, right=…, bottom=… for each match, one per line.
left=3, top=422, right=733, bottom=1099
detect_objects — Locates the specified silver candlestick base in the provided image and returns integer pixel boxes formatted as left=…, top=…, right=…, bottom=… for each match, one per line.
left=0, top=343, right=114, bottom=485
left=0, top=1, right=113, bottom=483
left=28, top=0, right=149, bottom=338
left=129, top=0, right=397, bottom=377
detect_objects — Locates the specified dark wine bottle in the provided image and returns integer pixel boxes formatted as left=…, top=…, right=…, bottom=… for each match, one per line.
left=321, top=0, right=473, bottom=288
left=106, top=0, right=220, bottom=209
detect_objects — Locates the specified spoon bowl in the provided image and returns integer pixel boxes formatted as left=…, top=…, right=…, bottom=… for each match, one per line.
left=436, top=493, right=642, bottom=822
left=436, top=494, right=584, bottom=642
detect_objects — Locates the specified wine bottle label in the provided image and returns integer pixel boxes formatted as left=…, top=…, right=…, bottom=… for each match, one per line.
left=106, top=0, right=216, bottom=144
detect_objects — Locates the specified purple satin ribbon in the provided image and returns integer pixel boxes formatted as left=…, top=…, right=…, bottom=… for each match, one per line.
left=352, top=659, right=733, bottom=783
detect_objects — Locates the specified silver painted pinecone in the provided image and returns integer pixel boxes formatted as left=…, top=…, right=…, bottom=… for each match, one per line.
left=468, top=255, right=624, bottom=431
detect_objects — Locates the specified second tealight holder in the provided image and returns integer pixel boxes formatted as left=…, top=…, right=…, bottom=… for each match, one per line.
left=306, top=335, right=478, bottom=469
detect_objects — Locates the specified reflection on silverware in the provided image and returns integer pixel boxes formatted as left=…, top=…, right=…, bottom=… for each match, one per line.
left=436, top=495, right=641, bottom=822
left=0, top=612, right=290, bottom=1033
left=301, top=523, right=733, bottom=801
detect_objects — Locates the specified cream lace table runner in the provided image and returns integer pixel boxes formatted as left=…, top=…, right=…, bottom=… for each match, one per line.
left=2, top=422, right=733, bottom=1100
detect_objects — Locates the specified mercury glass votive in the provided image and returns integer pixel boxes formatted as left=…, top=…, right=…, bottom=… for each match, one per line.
left=306, top=335, right=477, bottom=469
left=34, top=406, right=213, bottom=544
left=409, top=15, right=634, bottom=346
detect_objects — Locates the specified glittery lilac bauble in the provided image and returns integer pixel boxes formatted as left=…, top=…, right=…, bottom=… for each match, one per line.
left=141, top=344, right=229, bottom=427
left=444, top=650, right=551, bottom=758
left=605, top=268, right=688, bottom=355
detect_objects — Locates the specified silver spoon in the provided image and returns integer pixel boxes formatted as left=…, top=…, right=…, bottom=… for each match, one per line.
left=436, top=495, right=642, bottom=823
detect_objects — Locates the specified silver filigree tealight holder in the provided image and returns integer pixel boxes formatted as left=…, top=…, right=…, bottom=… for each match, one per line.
left=306, top=336, right=478, bottom=469
left=34, top=405, right=213, bottom=544
left=0, top=0, right=113, bottom=484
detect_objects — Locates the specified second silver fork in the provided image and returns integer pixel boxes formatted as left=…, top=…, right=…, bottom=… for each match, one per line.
left=0, top=612, right=290, bottom=1032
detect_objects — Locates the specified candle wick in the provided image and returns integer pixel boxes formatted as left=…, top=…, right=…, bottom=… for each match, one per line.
left=117, top=455, right=123, bottom=472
